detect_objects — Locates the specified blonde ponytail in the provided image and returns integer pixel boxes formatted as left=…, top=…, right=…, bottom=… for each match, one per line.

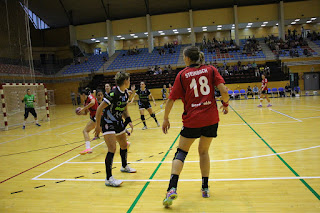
left=199, top=52, right=205, bottom=65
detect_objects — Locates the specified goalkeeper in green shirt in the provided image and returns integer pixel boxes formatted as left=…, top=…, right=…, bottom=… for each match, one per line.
left=22, top=89, right=41, bottom=129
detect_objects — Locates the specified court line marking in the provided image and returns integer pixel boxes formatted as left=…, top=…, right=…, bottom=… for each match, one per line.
left=269, top=109, right=303, bottom=122
left=127, top=133, right=180, bottom=213
left=32, top=141, right=105, bottom=180
left=230, top=105, right=320, bottom=200
left=300, top=116, right=320, bottom=120
left=32, top=176, right=320, bottom=182
left=64, top=144, right=320, bottom=164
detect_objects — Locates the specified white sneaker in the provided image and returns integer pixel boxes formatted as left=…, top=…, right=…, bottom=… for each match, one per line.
left=156, top=121, right=160, bottom=127
left=160, top=104, right=163, bottom=109
left=120, top=165, right=137, bottom=173
left=105, top=176, right=123, bottom=187
left=142, top=126, right=147, bottom=130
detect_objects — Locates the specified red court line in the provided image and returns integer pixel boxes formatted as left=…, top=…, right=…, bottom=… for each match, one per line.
left=0, top=144, right=84, bottom=184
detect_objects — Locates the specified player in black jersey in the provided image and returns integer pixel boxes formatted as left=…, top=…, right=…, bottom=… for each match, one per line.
left=130, top=81, right=159, bottom=130
left=95, top=72, right=136, bottom=187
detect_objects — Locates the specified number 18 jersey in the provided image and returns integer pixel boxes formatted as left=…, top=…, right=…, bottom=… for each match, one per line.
left=169, top=64, right=225, bottom=128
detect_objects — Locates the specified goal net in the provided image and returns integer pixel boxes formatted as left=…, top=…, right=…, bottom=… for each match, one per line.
left=0, top=83, right=50, bottom=130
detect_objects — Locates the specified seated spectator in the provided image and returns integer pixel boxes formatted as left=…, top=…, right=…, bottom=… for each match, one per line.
left=253, top=85, right=259, bottom=96
left=163, top=66, right=169, bottom=75
left=168, top=65, right=172, bottom=72
left=243, top=65, right=249, bottom=72
left=285, top=83, right=292, bottom=95
left=259, top=66, right=265, bottom=74
left=247, top=86, right=254, bottom=98
left=303, top=49, right=312, bottom=57
left=265, top=66, right=270, bottom=76
left=254, top=68, right=260, bottom=77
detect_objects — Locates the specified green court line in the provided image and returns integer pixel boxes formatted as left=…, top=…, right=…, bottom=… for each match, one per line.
left=127, top=133, right=180, bottom=213
left=230, top=105, right=320, bottom=201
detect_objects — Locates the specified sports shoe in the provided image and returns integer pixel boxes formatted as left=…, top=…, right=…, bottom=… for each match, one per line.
left=267, top=104, right=272, bottom=107
left=105, top=176, right=123, bottom=187
left=163, top=187, right=178, bottom=207
left=36, top=123, right=41, bottom=127
left=142, top=126, right=147, bottom=130
left=127, top=141, right=131, bottom=150
left=120, top=165, right=136, bottom=173
left=160, top=104, right=163, bottom=109
left=201, top=188, right=210, bottom=198
left=22, top=125, right=25, bottom=129
left=257, top=104, right=262, bottom=107
left=80, top=148, right=92, bottom=155
left=156, top=121, right=160, bottom=127
left=92, top=136, right=100, bottom=141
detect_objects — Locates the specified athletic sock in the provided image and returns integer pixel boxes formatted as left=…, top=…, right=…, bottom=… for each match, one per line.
left=85, top=141, right=90, bottom=149
left=120, top=148, right=128, bottom=168
left=35, top=120, right=39, bottom=124
left=167, top=174, right=179, bottom=191
left=23, top=121, right=26, bottom=126
left=142, top=121, right=146, bottom=126
left=202, top=177, right=209, bottom=189
left=105, top=152, right=114, bottom=180
left=151, top=113, right=158, bottom=123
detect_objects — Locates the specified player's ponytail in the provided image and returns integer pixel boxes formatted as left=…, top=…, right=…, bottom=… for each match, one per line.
left=199, top=51, right=205, bottom=65
left=183, top=46, right=204, bottom=64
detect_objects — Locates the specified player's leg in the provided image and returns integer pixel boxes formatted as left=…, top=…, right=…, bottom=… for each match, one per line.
left=23, top=108, right=30, bottom=129
left=265, top=94, right=272, bottom=107
left=103, top=133, right=123, bottom=187
left=198, top=136, right=213, bottom=198
left=31, top=108, right=40, bottom=126
left=147, top=107, right=159, bottom=127
left=163, top=135, right=195, bottom=207
left=258, top=92, right=264, bottom=107
left=116, top=131, right=136, bottom=173
left=140, top=108, right=147, bottom=129
left=80, top=120, right=95, bottom=155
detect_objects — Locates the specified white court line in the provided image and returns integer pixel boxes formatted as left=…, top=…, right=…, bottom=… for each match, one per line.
left=56, top=127, right=82, bottom=135
left=66, top=144, right=320, bottom=164
left=300, top=116, right=320, bottom=120
left=269, top=109, right=303, bottom=122
left=32, top=141, right=106, bottom=180
left=33, top=176, right=320, bottom=182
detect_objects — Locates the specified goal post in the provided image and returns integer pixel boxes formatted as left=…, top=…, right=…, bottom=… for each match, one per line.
left=0, top=83, right=50, bottom=131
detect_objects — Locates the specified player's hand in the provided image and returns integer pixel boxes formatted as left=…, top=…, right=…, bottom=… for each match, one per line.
left=220, top=105, right=228, bottom=114
left=128, top=122, right=134, bottom=134
left=162, top=119, right=170, bottom=134
left=154, top=102, right=157, bottom=106
left=94, top=126, right=100, bottom=137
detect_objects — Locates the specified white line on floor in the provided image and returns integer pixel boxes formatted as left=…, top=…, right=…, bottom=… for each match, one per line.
left=269, top=109, right=303, bottom=122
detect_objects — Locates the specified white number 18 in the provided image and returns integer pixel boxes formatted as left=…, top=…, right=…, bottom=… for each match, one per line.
left=189, top=76, right=210, bottom=97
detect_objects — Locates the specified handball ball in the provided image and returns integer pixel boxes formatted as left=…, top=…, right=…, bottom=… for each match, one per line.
left=75, top=107, right=84, bottom=115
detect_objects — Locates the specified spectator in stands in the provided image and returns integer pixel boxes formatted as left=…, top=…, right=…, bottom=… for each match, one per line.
left=71, top=91, right=76, bottom=105
left=237, top=61, right=241, bottom=67
left=285, top=83, right=292, bottom=96
left=77, top=92, right=81, bottom=105
left=243, top=64, right=249, bottom=73
left=253, top=85, right=259, bottom=97
left=213, top=60, right=218, bottom=67
left=301, top=26, right=305, bottom=38
left=303, top=48, right=312, bottom=57
left=77, top=57, right=81, bottom=65
left=252, top=61, right=257, bottom=69
left=259, top=66, right=265, bottom=75
left=168, top=65, right=172, bottom=72
left=255, top=68, right=260, bottom=77
left=247, top=86, right=254, bottom=98
left=163, top=66, right=169, bottom=75
left=84, top=57, right=88, bottom=63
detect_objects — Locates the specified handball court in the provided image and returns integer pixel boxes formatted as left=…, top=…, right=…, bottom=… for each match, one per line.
left=0, top=96, right=319, bottom=212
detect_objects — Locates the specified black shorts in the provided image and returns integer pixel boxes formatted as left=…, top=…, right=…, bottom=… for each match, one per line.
left=24, top=108, right=37, bottom=119
left=162, top=94, right=167, bottom=100
left=90, top=116, right=96, bottom=122
left=138, top=101, right=151, bottom=109
left=262, top=90, right=267, bottom=94
left=180, top=123, right=219, bottom=139
left=101, top=119, right=126, bottom=136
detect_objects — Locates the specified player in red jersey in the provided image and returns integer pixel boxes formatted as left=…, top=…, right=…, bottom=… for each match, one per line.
left=162, top=46, right=229, bottom=207
left=258, top=74, right=272, bottom=107
left=78, top=88, right=99, bottom=155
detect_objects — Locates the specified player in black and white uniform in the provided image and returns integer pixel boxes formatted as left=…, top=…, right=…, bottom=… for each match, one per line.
left=130, top=81, right=159, bottom=130
left=160, top=84, right=167, bottom=109
left=95, top=72, right=136, bottom=187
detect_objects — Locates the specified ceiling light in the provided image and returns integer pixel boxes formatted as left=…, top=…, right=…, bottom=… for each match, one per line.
left=232, top=24, right=235, bottom=26
left=187, top=28, right=191, bottom=30
left=144, top=32, right=148, bottom=35
left=217, top=28, right=222, bottom=30
left=232, top=26, right=235, bottom=29
left=248, top=23, right=253, bottom=25
left=276, top=23, right=279, bottom=26
left=261, top=25, right=266, bottom=27
left=173, top=29, right=178, bottom=31
left=174, top=32, right=179, bottom=34
left=306, top=20, right=312, bottom=23
left=133, top=36, right=138, bottom=38
left=263, top=22, right=268, bottom=24
left=246, top=25, right=251, bottom=28
left=217, top=25, right=222, bottom=28
left=95, top=40, right=100, bottom=42
left=291, top=22, right=296, bottom=25
left=158, top=31, right=163, bottom=33
left=104, top=37, right=108, bottom=39
left=295, top=19, right=300, bottom=22
left=130, top=34, right=135, bottom=36
left=120, top=37, right=125, bottom=40
left=160, top=33, right=165, bottom=35
left=311, top=17, right=317, bottom=20
left=203, top=29, right=207, bottom=31
left=202, top=26, right=207, bottom=29
left=91, top=38, right=96, bottom=41
left=117, top=35, right=122, bottom=38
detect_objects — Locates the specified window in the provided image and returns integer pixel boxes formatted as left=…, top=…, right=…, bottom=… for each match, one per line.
left=20, top=2, right=50, bottom=30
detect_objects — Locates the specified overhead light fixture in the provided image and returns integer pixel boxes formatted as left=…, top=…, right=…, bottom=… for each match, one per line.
left=174, top=32, right=179, bottom=34
left=246, top=26, right=251, bottom=28
left=217, top=25, right=222, bottom=28
left=144, top=32, right=148, bottom=35
left=261, top=25, right=266, bottom=27
left=276, top=23, right=279, bottom=26
left=295, top=19, right=300, bottom=22
left=95, top=40, right=100, bottom=42
left=232, top=24, right=235, bottom=26
left=133, top=36, right=138, bottom=38
left=291, top=22, right=296, bottom=25
left=91, top=38, right=96, bottom=41
left=217, top=28, right=222, bottom=30
left=203, top=29, right=207, bottom=31
left=120, top=37, right=125, bottom=40
left=187, top=28, right=191, bottom=30
left=117, top=35, right=122, bottom=38
left=248, top=23, right=253, bottom=25
left=173, top=29, right=178, bottom=31
left=160, top=33, right=165, bottom=35
left=130, top=34, right=135, bottom=36
left=232, top=26, right=235, bottom=29
left=311, top=17, right=317, bottom=20
left=202, top=26, right=207, bottom=29
left=263, top=22, right=268, bottom=24
left=104, top=37, right=108, bottom=39
left=306, top=20, right=312, bottom=23
left=158, top=31, right=163, bottom=33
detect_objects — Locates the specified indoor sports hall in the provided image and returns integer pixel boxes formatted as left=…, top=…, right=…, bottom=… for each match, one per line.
left=0, top=0, right=319, bottom=212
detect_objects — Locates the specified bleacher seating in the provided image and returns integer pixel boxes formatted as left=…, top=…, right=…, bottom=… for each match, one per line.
left=273, top=46, right=317, bottom=57
left=62, top=52, right=108, bottom=75
left=0, top=64, right=41, bottom=75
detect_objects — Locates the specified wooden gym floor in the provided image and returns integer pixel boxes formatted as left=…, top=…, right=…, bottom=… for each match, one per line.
left=0, top=96, right=319, bottom=212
